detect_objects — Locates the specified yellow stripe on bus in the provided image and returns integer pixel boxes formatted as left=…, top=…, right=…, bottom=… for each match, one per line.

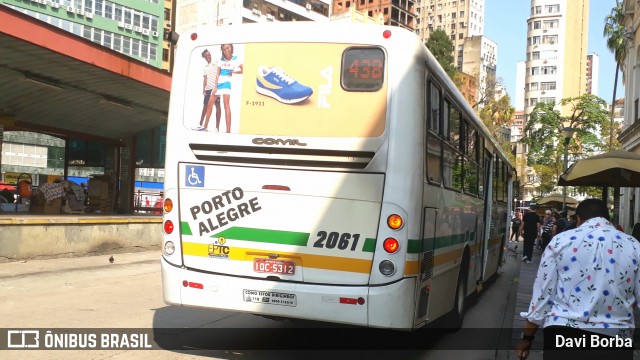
left=403, top=246, right=489, bottom=276
left=183, top=242, right=493, bottom=277
left=182, top=242, right=374, bottom=273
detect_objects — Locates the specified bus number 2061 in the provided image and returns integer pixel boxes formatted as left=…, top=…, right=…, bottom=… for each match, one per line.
left=313, top=231, right=361, bottom=251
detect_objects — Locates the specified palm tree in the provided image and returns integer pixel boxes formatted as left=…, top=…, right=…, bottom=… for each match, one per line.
left=603, top=0, right=628, bottom=226
left=603, top=0, right=627, bottom=151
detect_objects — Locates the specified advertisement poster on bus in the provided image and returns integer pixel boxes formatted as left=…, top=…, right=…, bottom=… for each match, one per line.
left=183, top=43, right=387, bottom=138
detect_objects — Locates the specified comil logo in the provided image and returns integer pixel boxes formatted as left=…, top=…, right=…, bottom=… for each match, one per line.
left=7, top=330, right=40, bottom=348
left=251, top=138, right=307, bottom=146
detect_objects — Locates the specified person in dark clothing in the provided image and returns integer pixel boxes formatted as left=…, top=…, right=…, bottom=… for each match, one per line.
left=565, top=214, right=577, bottom=231
left=553, top=210, right=570, bottom=235
left=519, top=208, right=541, bottom=263
left=510, top=213, right=522, bottom=241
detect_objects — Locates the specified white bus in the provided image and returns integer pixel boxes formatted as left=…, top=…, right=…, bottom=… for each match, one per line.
left=161, top=22, right=515, bottom=330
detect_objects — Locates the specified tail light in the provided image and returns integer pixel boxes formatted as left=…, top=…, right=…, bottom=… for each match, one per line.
left=383, top=238, right=399, bottom=253
left=163, top=198, right=173, bottom=213
left=164, top=220, right=174, bottom=234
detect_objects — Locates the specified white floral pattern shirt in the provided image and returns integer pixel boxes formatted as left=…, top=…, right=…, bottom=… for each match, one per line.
left=520, top=217, right=640, bottom=337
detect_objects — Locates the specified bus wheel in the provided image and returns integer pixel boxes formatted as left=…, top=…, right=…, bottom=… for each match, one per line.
left=445, top=266, right=467, bottom=331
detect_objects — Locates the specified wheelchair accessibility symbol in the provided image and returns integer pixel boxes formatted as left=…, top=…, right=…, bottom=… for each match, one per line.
left=185, top=165, right=205, bottom=187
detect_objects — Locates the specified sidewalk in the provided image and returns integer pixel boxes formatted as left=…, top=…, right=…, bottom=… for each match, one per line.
left=494, top=237, right=543, bottom=360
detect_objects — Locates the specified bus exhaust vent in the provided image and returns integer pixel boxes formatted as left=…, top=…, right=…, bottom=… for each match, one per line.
left=417, top=286, right=430, bottom=318
left=421, top=251, right=434, bottom=280
left=189, top=143, right=374, bottom=169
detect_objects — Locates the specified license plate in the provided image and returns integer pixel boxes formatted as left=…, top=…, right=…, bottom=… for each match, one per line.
left=253, top=258, right=295, bottom=275
left=243, top=289, right=297, bottom=307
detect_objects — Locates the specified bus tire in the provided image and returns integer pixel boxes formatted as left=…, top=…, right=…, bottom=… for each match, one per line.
left=445, top=260, right=467, bottom=331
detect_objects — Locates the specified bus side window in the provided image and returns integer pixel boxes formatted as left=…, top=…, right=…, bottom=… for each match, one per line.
left=464, top=158, right=478, bottom=195
left=426, top=80, right=442, bottom=184
left=443, top=143, right=462, bottom=191
left=428, top=81, right=440, bottom=133
left=463, top=120, right=478, bottom=195
left=427, top=136, right=442, bottom=184
left=449, top=104, right=460, bottom=150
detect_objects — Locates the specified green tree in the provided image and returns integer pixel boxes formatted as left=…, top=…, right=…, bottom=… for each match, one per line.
left=425, top=30, right=457, bottom=80
left=479, top=92, right=515, bottom=161
left=603, top=0, right=627, bottom=151
left=520, top=94, right=611, bottom=191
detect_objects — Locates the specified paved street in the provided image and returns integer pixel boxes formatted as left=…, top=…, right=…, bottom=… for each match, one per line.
left=4, top=239, right=638, bottom=359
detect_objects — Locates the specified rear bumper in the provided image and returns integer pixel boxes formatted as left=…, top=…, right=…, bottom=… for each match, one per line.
left=161, top=256, right=416, bottom=329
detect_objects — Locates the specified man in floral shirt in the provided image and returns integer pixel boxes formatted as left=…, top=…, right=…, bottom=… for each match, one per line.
left=516, top=198, right=640, bottom=360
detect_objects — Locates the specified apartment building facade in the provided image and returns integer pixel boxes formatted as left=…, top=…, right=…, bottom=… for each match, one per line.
left=461, top=35, right=496, bottom=106
left=175, top=0, right=330, bottom=35
left=585, top=52, right=599, bottom=96
left=330, top=0, right=414, bottom=30
left=415, top=0, right=485, bottom=70
left=2, top=0, right=167, bottom=69
left=518, top=0, right=589, bottom=202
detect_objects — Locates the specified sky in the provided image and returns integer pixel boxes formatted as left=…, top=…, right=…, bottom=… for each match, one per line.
left=484, top=0, right=623, bottom=106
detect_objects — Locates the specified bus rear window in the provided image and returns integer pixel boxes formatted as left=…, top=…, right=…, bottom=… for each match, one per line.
left=341, top=48, right=385, bottom=91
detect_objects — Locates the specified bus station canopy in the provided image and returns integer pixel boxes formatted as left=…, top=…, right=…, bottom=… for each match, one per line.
left=0, top=6, right=171, bottom=145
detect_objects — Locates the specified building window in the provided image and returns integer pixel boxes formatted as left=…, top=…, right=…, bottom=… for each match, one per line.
left=540, top=82, right=556, bottom=90
left=541, top=66, right=557, bottom=75
left=546, top=4, right=560, bottom=13
left=163, top=48, right=169, bottom=62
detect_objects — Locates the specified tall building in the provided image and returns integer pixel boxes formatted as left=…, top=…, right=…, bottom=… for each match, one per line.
left=523, top=0, right=588, bottom=117
left=518, top=0, right=589, bottom=202
left=162, top=0, right=174, bottom=72
left=330, top=0, right=414, bottom=30
left=415, top=0, right=485, bottom=70
left=2, top=0, right=168, bottom=70
left=175, top=0, right=330, bottom=35
left=461, top=35, right=496, bottom=106
left=586, top=52, right=599, bottom=96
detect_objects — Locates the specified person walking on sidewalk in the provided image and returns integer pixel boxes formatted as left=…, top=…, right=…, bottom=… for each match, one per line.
left=515, top=198, right=640, bottom=360
left=510, top=212, right=522, bottom=242
left=519, top=208, right=541, bottom=263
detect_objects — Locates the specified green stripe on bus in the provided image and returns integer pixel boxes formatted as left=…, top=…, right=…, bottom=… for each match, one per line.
left=180, top=223, right=479, bottom=253
left=362, top=238, right=377, bottom=252
left=211, top=227, right=310, bottom=246
left=181, top=224, right=379, bottom=252
left=409, top=231, right=478, bottom=253
left=408, top=239, right=422, bottom=253
left=181, top=222, right=193, bottom=236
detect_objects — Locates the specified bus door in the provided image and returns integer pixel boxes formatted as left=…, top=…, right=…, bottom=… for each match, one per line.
left=480, top=152, right=494, bottom=280
left=416, top=206, right=437, bottom=323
